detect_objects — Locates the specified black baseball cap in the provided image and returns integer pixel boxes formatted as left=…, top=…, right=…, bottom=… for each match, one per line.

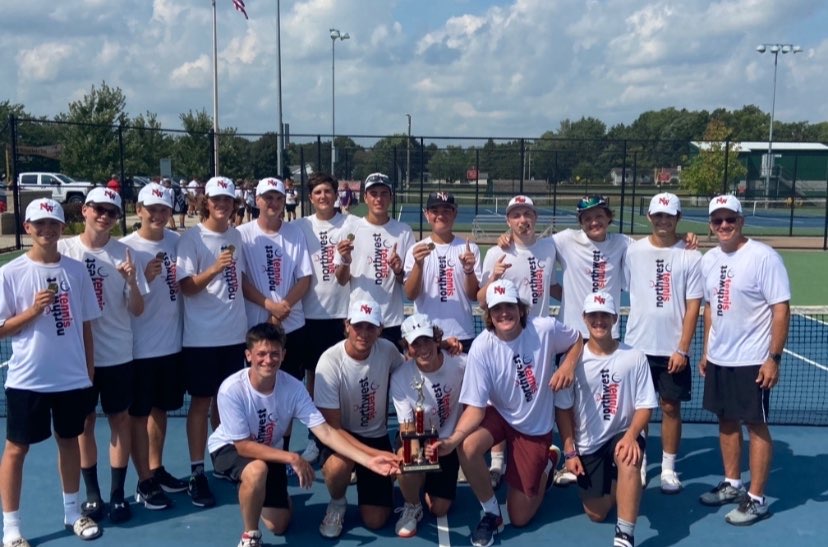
left=426, top=192, right=457, bottom=210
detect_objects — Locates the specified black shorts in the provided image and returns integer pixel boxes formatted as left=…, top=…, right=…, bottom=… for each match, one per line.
left=458, top=338, right=474, bottom=354
left=280, top=326, right=307, bottom=381
left=379, top=325, right=402, bottom=349
left=5, top=387, right=96, bottom=444
left=577, top=430, right=646, bottom=498
left=92, top=362, right=135, bottom=415
left=129, top=353, right=185, bottom=417
left=210, top=444, right=288, bottom=509
left=323, top=432, right=393, bottom=508
left=183, top=343, right=246, bottom=398
left=646, top=355, right=692, bottom=402
left=297, top=318, right=346, bottom=371
left=702, top=362, right=769, bottom=424
left=285, top=204, right=297, bottom=213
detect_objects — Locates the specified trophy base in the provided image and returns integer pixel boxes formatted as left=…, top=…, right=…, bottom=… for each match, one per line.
left=401, top=462, right=442, bottom=474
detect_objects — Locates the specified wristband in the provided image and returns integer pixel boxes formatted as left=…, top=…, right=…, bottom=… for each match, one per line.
left=675, top=349, right=688, bottom=358
left=564, top=450, right=578, bottom=460
left=463, top=268, right=475, bottom=275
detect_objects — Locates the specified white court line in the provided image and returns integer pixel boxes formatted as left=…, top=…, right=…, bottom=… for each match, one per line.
left=784, top=348, right=828, bottom=372
left=398, top=204, right=404, bottom=222
left=436, top=514, right=451, bottom=547
left=797, top=311, right=828, bottom=329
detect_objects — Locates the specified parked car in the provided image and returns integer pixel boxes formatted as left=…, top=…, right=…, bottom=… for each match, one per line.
left=17, top=172, right=95, bottom=204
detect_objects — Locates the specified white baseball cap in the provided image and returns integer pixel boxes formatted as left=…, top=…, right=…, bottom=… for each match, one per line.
left=256, top=177, right=285, bottom=196
left=205, top=176, right=236, bottom=198
left=364, top=173, right=392, bottom=191
left=25, top=198, right=65, bottom=223
left=348, top=299, right=383, bottom=327
left=85, top=187, right=123, bottom=211
left=486, top=278, right=520, bottom=308
left=138, top=182, right=173, bottom=208
left=583, top=291, right=617, bottom=315
left=648, top=193, right=681, bottom=216
left=401, top=313, right=435, bottom=344
left=505, top=195, right=536, bottom=215
left=709, top=195, right=742, bottom=215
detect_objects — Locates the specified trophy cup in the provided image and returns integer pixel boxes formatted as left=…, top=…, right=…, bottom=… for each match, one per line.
left=400, top=377, right=441, bottom=473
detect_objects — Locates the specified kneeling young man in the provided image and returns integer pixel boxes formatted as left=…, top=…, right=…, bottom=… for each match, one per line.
left=434, top=279, right=582, bottom=547
left=207, top=323, right=401, bottom=547
left=560, top=292, right=658, bottom=547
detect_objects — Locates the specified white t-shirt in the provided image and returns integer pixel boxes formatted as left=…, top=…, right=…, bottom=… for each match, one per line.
left=121, top=230, right=183, bottom=359
left=187, top=180, right=199, bottom=197
left=624, top=238, right=703, bottom=356
left=207, top=369, right=325, bottom=454
left=0, top=254, right=101, bottom=391
left=390, top=352, right=466, bottom=439
left=403, top=235, right=481, bottom=339
left=314, top=338, right=404, bottom=439
left=461, top=317, right=579, bottom=437
left=59, top=237, right=150, bottom=367
left=176, top=223, right=247, bottom=347
left=701, top=239, right=791, bottom=367
left=570, top=343, right=658, bottom=455
left=480, top=238, right=557, bottom=317
left=296, top=213, right=355, bottom=319
left=553, top=229, right=632, bottom=338
left=285, top=188, right=297, bottom=206
left=238, top=220, right=312, bottom=333
left=349, top=217, right=414, bottom=328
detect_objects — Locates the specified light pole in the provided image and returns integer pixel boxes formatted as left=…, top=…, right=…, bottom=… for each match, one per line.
left=330, top=28, right=350, bottom=176
left=276, top=0, right=284, bottom=178
left=756, top=43, right=802, bottom=198
left=405, top=113, right=411, bottom=189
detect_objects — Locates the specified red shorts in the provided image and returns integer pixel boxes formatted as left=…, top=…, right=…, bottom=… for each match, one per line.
left=479, top=406, right=553, bottom=497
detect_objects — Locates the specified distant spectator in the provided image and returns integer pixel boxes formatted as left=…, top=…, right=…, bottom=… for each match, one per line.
left=107, top=175, right=121, bottom=194
left=338, top=181, right=353, bottom=215
left=284, top=178, right=298, bottom=221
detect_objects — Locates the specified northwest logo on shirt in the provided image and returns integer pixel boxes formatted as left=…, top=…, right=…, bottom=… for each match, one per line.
left=160, top=253, right=178, bottom=301
left=47, top=276, right=73, bottom=336
left=355, top=376, right=380, bottom=427
left=599, top=368, right=622, bottom=420
left=317, top=230, right=336, bottom=282
left=264, top=244, right=283, bottom=291
left=589, top=250, right=607, bottom=291
left=84, top=257, right=107, bottom=310
left=437, top=254, right=456, bottom=302
left=431, top=382, right=453, bottom=428
left=714, top=264, right=734, bottom=316
left=513, top=353, right=538, bottom=402
left=371, top=233, right=392, bottom=284
left=255, top=408, right=276, bottom=445
left=527, top=256, right=545, bottom=305
left=221, top=245, right=239, bottom=300
left=649, top=259, right=672, bottom=308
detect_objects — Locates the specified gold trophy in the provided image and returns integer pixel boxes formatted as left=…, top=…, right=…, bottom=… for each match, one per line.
left=400, top=376, right=441, bottom=473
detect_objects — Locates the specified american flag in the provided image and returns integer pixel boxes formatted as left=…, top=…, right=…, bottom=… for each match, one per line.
left=232, top=0, right=248, bottom=20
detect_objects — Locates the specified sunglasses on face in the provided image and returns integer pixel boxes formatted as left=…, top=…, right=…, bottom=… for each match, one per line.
left=89, top=204, right=120, bottom=219
left=577, top=195, right=608, bottom=211
left=710, top=216, right=739, bottom=226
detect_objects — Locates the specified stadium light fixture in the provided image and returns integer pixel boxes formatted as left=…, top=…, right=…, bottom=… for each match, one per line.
left=330, top=28, right=350, bottom=176
left=756, top=42, right=802, bottom=198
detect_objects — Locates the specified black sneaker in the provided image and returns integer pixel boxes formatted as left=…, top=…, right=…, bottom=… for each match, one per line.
left=81, top=498, right=105, bottom=521
left=613, top=527, right=634, bottom=547
left=136, top=478, right=173, bottom=510
left=109, top=499, right=132, bottom=523
left=188, top=471, right=216, bottom=508
left=153, top=466, right=188, bottom=493
left=470, top=512, right=503, bottom=547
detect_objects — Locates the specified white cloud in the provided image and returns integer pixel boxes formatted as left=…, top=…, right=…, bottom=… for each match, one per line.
left=16, top=43, right=74, bottom=82
left=170, top=55, right=211, bottom=89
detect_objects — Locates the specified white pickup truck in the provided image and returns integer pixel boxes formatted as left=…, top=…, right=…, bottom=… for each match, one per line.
left=17, top=172, right=95, bottom=204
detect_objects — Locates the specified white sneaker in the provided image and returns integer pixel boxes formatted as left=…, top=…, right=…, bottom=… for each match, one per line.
left=237, top=530, right=262, bottom=547
left=489, top=467, right=504, bottom=489
left=394, top=503, right=424, bottom=538
left=660, top=470, right=682, bottom=494
left=553, top=468, right=578, bottom=487
left=301, top=440, right=320, bottom=463
left=640, top=453, right=648, bottom=487
left=319, top=501, right=346, bottom=538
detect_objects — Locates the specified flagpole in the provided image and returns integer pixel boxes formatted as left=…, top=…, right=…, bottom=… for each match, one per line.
left=276, top=0, right=284, bottom=178
left=211, top=0, right=220, bottom=175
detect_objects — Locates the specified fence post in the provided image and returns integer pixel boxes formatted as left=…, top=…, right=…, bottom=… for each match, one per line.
left=630, top=151, right=638, bottom=235
left=552, top=151, right=558, bottom=216
left=10, top=114, right=21, bottom=249
left=118, top=124, right=127, bottom=235
left=418, top=137, right=425, bottom=240
left=519, top=139, right=525, bottom=195
left=474, top=149, right=480, bottom=216
left=722, top=138, right=730, bottom=194
left=316, top=135, right=322, bottom=174
left=208, top=129, right=216, bottom=177
left=789, top=154, right=798, bottom=237
left=391, top=145, right=397, bottom=219
left=823, top=166, right=828, bottom=250
left=619, top=139, right=627, bottom=234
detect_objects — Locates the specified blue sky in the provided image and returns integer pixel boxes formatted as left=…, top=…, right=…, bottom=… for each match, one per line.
left=1, top=0, right=826, bottom=142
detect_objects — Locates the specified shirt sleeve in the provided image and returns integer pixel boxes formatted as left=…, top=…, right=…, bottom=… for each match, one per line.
left=313, top=348, right=341, bottom=410
left=459, top=340, right=491, bottom=408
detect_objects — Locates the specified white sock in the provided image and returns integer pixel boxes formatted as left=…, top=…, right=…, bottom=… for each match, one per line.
left=480, top=496, right=500, bottom=516
left=490, top=451, right=505, bottom=471
left=3, top=510, right=22, bottom=543
left=330, top=496, right=347, bottom=508
left=63, top=491, right=81, bottom=526
left=748, top=492, right=765, bottom=504
left=661, top=452, right=677, bottom=473
left=725, top=477, right=743, bottom=489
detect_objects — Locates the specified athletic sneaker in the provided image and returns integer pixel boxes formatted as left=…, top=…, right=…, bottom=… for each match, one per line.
left=81, top=499, right=105, bottom=521
left=212, top=469, right=232, bottom=481
left=153, top=466, right=188, bottom=493
left=725, top=497, right=770, bottom=526
left=108, top=499, right=132, bottom=523
left=489, top=467, right=504, bottom=489
left=4, top=538, right=30, bottom=547
left=188, top=471, right=216, bottom=508
left=545, top=444, right=561, bottom=491
left=640, top=452, right=647, bottom=487
left=301, top=440, right=320, bottom=464
left=238, top=530, right=263, bottom=547
left=394, top=502, right=424, bottom=538
left=553, top=468, right=578, bottom=487
left=319, top=501, right=347, bottom=538
left=659, top=470, right=682, bottom=495
left=135, top=478, right=173, bottom=510
left=613, top=527, right=635, bottom=547
left=699, top=481, right=746, bottom=506
left=470, top=512, right=503, bottom=547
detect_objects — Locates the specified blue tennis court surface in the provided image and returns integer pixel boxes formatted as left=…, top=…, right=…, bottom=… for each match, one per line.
left=2, top=418, right=826, bottom=547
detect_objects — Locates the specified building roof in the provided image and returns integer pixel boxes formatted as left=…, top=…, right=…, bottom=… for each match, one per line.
left=691, top=141, right=828, bottom=153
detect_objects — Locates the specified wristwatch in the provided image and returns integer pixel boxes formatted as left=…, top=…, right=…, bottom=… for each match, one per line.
left=769, top=353, right=782, bottom=364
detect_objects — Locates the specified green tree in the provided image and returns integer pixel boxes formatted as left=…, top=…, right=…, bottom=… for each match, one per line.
left=681, top=120, right=746, bottom=196
left=124, top=112, right=170, bottom=178
left=173, top=109, right=213, bottom=181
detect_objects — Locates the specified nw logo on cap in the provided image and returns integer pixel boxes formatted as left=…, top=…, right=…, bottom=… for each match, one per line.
left=436, top=192, right=448, bottom=201
left=40, top=202, right=55, bottom=212
left=218, top=181, right=228, bottom=188
left=716, top=197, right=728, bottom=204
left=105, top=190, right=117, bottom=200
left=593, top=295, right=606, bottom=304
left=515, top=196, right=526, bottom=203
left=494, top=286, right=505, bottom=295
left=360, top=304, right=373, bottom=314
left=659, top=197, right=669, bottom=205
left=152, top=189, right=163, bottom=197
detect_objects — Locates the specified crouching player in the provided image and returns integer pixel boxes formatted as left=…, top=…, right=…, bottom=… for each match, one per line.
left=207, top=323, right=401, bottom=547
